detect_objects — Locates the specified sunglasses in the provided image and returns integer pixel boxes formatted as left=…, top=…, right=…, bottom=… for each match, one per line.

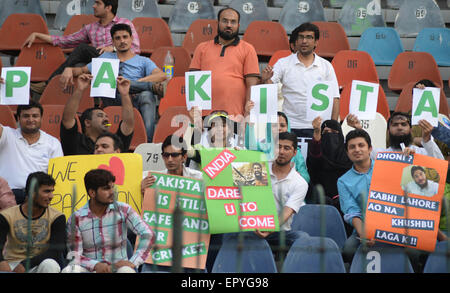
left=162, top=152, right=183, bottom=158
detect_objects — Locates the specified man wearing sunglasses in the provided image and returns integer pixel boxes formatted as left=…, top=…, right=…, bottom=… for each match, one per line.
left=140, top=135, right=202, bottom=195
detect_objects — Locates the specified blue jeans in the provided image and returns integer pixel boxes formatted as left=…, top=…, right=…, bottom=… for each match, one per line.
left=102, top=81, right=157, bottom=142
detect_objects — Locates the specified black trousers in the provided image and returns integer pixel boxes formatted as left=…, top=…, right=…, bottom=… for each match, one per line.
left=47, top=43, right=99, bottom=83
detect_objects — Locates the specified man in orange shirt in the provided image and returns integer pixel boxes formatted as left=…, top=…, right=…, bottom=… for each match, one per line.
left=189, top=7, right=260, bottom=121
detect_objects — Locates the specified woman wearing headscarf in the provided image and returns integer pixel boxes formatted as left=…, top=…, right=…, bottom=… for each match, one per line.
left=307, top=116, right=352, bottom=209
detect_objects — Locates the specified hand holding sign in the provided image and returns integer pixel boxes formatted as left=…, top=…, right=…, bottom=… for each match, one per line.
left=0, top=67, right=31, bottom=105
left=185, top=71, right=211, bottom=110
left=90, top=58, right=120, bottom=98
left=412, top=87, right=440, bottom=127
left=76, top=74, right=93, bottom=92
left=349, top=80, right=379, bottom=120
left=306, top=81, right=334, bottom=121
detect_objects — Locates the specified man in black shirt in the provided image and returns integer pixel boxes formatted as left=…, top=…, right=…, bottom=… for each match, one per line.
left=60, top=73, right=134, bottom=155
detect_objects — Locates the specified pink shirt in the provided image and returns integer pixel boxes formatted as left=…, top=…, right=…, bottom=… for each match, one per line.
left=52, top=16, right=140, bottom=54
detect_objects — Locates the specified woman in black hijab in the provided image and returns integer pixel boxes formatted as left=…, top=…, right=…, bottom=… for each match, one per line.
left=307, top=116, right=353, bottom=208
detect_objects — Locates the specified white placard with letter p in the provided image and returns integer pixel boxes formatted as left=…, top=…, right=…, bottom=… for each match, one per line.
left=412, top=87, right=440, bottom=127
left=90, top=58, right=120, bottom=98
left=349, top=80, right=379, bottom=120
left=0, top=67, right=31, bottom=105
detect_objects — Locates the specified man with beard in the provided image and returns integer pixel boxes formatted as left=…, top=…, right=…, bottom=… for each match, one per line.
left=62, top=169, right=154, bottom=273
left=308, top=116, right=353, bottom=209
left=60, top=73, right=134, bottom=155
left=252, top=162, right=268, bottom=186
left=255, top=132, right=308, bottom=248
left=403, top=165, right=439, bottom=197
left=59, top=23, right=166, bottom=142
left=0, top=100, right=63, bottom=204
left=189, top=7, right=260, bottom=120
left=261, top=22, right=340, bottom=139
left=347, top=112, right=444, bottom=160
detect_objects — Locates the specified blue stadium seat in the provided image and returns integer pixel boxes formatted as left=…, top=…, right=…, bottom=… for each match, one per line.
left=338, top=0, right=386, bottom=36
left=413, top=28, right=450, bottom=67
left=423, top=241, right=450, bottom=273
left=386, top=0, right=404, bottom=9
left=290, top=204, right=348, bottom=250
left=357, top=27, right=404, bottom=65
left=278, top=0, right=326, bottom=35
left=168, top=0, right=215, bottom=33
left=282, top=235, right=346, bottom=273
left=350, top=242, right=414, bottom=273
left=212, top=233, right=277, bottom=273
left=0, top=0, right=47, bottom=27
left=53, top=0, right=95, bottom=31
left=229, top=0, right=270, bottom=34
left=116, top=0, right=161, bottom=20
left=394, top=0, right=445, bottom=37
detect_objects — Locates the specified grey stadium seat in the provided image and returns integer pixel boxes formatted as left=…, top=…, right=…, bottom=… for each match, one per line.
left=0, top=0, right=47, bottom=27
left=229, top=0, right=270, bottom=34
left=278, top=0, right=326, bottom=35
left=338, top=0, right=386, bottom=36
left=53, top=0, right=95, bottom=31
left=168, top=0, right=216, bottom=33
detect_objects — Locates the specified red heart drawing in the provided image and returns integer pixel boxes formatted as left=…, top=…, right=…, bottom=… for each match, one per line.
left=98, top=156, right=125, bottom=185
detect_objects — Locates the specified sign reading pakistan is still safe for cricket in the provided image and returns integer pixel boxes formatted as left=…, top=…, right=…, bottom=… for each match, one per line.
left=200, top=148, right=280, bottom=234
left=142, top=172, right=210, bottom=269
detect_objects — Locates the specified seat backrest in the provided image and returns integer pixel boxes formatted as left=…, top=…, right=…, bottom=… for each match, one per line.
left=116, top=0, right=161, bottom=20
left=150, top=47, right=191, bottom=77
left=103, top=106, right=148, bottom=151
left=350, top=242, right=415, bottom=273
left=423, top=241, right=450, bottom=273
left=395, top=0, right=445, bottom=37
left=331, top=50, right=379, bottom=88
left=341, top=113, right=387, bottom=150
left=242, top=21, right=290, bottom=57
left=357, top=27, right=404, bottom=66
left=395, top=81, right=449, bottom=116
left=63, top=14, right=99, bottom=36
left=328, top=0, right=347, bottom=7
left=40, top=105, right=66, bottom=140
left=290, top=204, right=348, bottom=249
left=413, top=28, right=450, bottom=66
left=0, top=105, right=17, bottom=128
left=339, top=81, right=390, bottom=122
left=168, top=0, right=216, bottom=33
left=282, top=235, right=346, bottom=273
left=40, top=75, right=94, bottom=113
left=272, top=0, right=287, bottom=7
left=212, top=233, right=277, bottom=273
left=268, top=50, right=292, bottom=67
left=0, top=13, right=49, bottom=52
left=15, top=43, right=66, bottom=82
left=133, top=142, right=166, bottom=172
left=182, top=19, right=218, bottom=56
left=158, top=77, right=186, bottom=116
left=388, top=51, right=443, bottom=93
left=132, top=17, right=173, bottom=56
left=278, top=0, right=326, bottom=35
left=229, top=0, right=270, bottom=33
left=0, top=0, right=47, bottom=27
left=152, top=106, right=190, bottom=143
left=338, top=0, right=386, bottom=36
left=386, top=0, right=404, bottom=9
left=53, top=0, right=95, bottom=31
left=312, top=21, right=350, bottom=59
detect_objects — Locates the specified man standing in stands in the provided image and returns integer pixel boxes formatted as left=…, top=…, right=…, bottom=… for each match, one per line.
left=261, top=22, right=340, bottom=140
left=0, top=172, right=66, bottom=273
left=59, top=23, right=166, bottom=142
left=0, top=98, right=63, bottom=204
left=62, top=169, right=154, bottom=273
left=23, top=0, right=140, bottom=86
left=189, top=7, right=260, bottom=120
left=60, top=73, right=134, bottom=155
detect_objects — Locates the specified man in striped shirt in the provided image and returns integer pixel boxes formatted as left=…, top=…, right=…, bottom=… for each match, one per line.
left=23, top=0, right=140, bottom=84
left=62, top=169, right=154, bottom=273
